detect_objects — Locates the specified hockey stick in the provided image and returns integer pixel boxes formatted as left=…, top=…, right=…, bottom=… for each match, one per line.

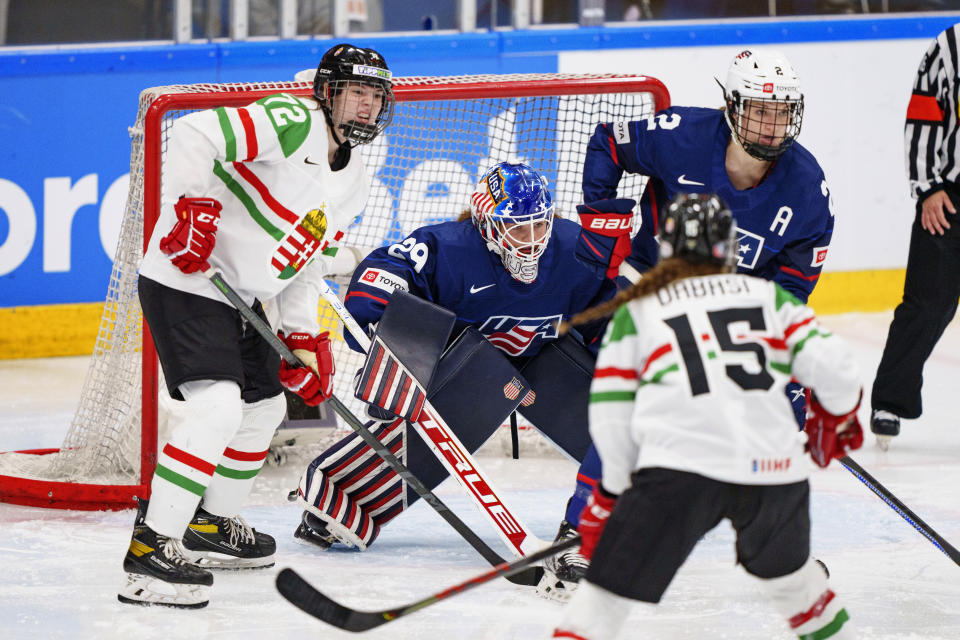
left=275, top=534, right=580, bottom=632
left=202, top=268, right=543, bottom=586
left=319, top=279, right=550, bottom=557
left=839, top=455, right=960, bottom=566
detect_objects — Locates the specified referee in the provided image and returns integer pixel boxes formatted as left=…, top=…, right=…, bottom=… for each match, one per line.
left=871, top=23, right=960, bottom=450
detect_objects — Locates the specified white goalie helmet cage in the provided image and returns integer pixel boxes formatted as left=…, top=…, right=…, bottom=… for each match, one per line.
left=721, top=48, right=805, bottom=161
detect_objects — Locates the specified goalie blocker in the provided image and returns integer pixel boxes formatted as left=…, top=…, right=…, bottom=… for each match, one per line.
left=296, top=291, right=598, bottom=548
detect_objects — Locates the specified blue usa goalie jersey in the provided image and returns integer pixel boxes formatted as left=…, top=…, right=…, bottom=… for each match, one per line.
left=583, top=106, right=835, bottom=302
left=344, top=218, right=615, bottom=358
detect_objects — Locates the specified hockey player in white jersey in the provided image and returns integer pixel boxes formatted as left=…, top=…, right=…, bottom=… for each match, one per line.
left=551, top=193, right=863, bottom=640
left=118, top=43, right=394, bottom=609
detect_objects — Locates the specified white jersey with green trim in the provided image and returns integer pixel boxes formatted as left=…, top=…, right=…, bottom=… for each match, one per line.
left=140, top=93, right=368, bottom=336
left=588, top=273, right=861, bottom=492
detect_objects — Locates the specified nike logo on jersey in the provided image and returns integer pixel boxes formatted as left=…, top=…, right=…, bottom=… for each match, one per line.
left=304, top=157, right=324, bottom=165
left=469, top=283, right=496, bottom=294
left=677, top=174, right=705, bottom=186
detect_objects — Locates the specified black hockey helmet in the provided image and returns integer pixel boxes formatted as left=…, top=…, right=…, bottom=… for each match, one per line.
left=313, top=43, right=395, bottom=146
left=659, top=193, right=736, bottom=268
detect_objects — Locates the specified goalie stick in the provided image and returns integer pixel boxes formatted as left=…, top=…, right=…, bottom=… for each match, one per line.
left=202, top=268, right=543, bottom=586
left=318, top=279, right=549, bottom=557
left=839, top=455, right=960, bottom=566
left=275, top=534, right=581, bottom=632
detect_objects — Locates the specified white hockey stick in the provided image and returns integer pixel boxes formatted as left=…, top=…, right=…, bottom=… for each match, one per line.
left=319, top=279, right=549, bottom=557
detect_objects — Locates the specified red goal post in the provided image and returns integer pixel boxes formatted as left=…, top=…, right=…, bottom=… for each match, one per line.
left=0, top=72, right=669, bottom=510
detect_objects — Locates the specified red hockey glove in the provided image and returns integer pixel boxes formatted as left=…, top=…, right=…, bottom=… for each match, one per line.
left=577, top=484, right=618, bottom=561
left=159, top=196, right=222, bottom=274
left=576, top=199, right=635, bottom=279
left=804, top=389, right=864, bottom=468
left=277, top=332, right=336, bottom=406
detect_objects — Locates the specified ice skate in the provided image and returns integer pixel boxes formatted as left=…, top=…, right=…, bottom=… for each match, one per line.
left=180, top=506, right=276, bottom=569
left=293, top=510, right=338, bottom=550
left=870, top=410, right=900, bottom=451
left=118, top=499, right=213, bottom=609
left=537, top=520, right=589, bottom=602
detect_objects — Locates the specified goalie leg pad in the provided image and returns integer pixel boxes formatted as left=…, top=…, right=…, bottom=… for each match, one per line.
left=519, top=334, right=596, bottom=462
left=756, top=557, right=854, bottom=639
left=402, top=327, right=529, bottom=504
left=295, top=418, right=407, bottom=549
left=355, top=290, right=456, bottom=419
left=297, top=468, right=379, bottom=550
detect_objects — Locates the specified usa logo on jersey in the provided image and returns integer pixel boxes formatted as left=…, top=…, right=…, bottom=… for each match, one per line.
left=734, top=227, right=764, bottom=270
left=478, top=314, right=562, bottom=356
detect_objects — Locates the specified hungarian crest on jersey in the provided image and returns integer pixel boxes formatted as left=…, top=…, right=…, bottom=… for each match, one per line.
left=271, top=206, right=335, bottom=280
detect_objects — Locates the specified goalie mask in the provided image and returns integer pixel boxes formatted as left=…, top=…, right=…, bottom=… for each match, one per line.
left=659, top=193, right=736, bottom=269
left=470, top=162, right=555, bottom=284
left=313, top=43, right=395, bottom=146
left=721, top=48, right=804, bottom=161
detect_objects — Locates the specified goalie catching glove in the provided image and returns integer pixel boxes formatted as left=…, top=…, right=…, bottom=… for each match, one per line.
left=577, top=484, right=619, bottom=561
left=576, top=199, right=635, bottom=279
left=278, top=332, right=336, bottom=406
left=804, top=389, right=864, bottom=468
left=159, top=196, right=222, bottom=274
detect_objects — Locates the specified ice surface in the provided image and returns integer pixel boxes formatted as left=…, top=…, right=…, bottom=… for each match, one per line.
left=1, top=312, right=958, bottom=639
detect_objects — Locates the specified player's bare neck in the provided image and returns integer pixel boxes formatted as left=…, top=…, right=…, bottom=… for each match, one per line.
left=725, top=141, right=771, bottom=191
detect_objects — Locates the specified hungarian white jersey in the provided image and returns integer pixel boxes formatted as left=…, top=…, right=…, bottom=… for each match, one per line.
left=140, top=93, right=369, bottom=336
left=589, top=273, right=861, bottom=492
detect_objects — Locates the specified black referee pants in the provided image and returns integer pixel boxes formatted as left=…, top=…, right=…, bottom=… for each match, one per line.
left=872, top=185, right=960, bottom=418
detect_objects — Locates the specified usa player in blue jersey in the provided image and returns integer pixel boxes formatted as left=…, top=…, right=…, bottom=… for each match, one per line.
left=292, top=162, right=633, bottom=596
left=583, top=48, right=834, bottom=429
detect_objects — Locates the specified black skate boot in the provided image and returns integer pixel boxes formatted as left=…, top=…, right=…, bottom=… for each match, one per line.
left=536, top=520, right=589, bottom=601
left=870, top=409, right=900, bottom=451
left=293, top=510, right=339, bottom=550
left=180, top=506, right=276, bottom=569
left=118, top=498, right=213, bottom=609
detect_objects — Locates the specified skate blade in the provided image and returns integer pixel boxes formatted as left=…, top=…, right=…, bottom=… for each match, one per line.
left=185, top=551, right=275, bottom=570
left=118, top=572, right=210, bottom=609
left=876, top=434, right=893, bottom=451
left=535, top=568, right=576, bottom=603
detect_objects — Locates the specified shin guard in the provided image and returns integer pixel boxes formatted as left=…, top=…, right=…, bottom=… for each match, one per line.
left=758, top=557, right=854, bottom=639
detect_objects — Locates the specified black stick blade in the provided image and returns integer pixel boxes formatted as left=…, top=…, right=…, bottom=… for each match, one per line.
left=276, top=568, right=386, bottom=632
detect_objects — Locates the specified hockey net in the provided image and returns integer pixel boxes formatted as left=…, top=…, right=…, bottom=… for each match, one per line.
left=0, top=72, right=669, bottom=510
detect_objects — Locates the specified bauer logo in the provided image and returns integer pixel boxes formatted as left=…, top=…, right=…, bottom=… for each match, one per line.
left=359, top=268, right=409, bottom=294
left=613, top=121, right=630, bottom=144
left=734, top=227, right=764, bottom=270
left=811, top=246, right=828, bottom=268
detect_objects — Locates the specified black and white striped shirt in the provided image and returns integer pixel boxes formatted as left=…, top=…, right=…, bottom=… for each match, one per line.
left=905, top=23, right=960, bottom=202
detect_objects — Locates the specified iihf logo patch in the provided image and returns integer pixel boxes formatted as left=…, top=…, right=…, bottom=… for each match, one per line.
left=811, top=246, right=828, bottom=268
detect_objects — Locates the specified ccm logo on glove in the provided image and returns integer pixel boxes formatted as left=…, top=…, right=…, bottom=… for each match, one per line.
left=159, top=196, right=223, bottom=274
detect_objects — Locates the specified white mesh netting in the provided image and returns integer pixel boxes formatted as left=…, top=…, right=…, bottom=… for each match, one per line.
left=0, top=73, right=666, bottom=497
